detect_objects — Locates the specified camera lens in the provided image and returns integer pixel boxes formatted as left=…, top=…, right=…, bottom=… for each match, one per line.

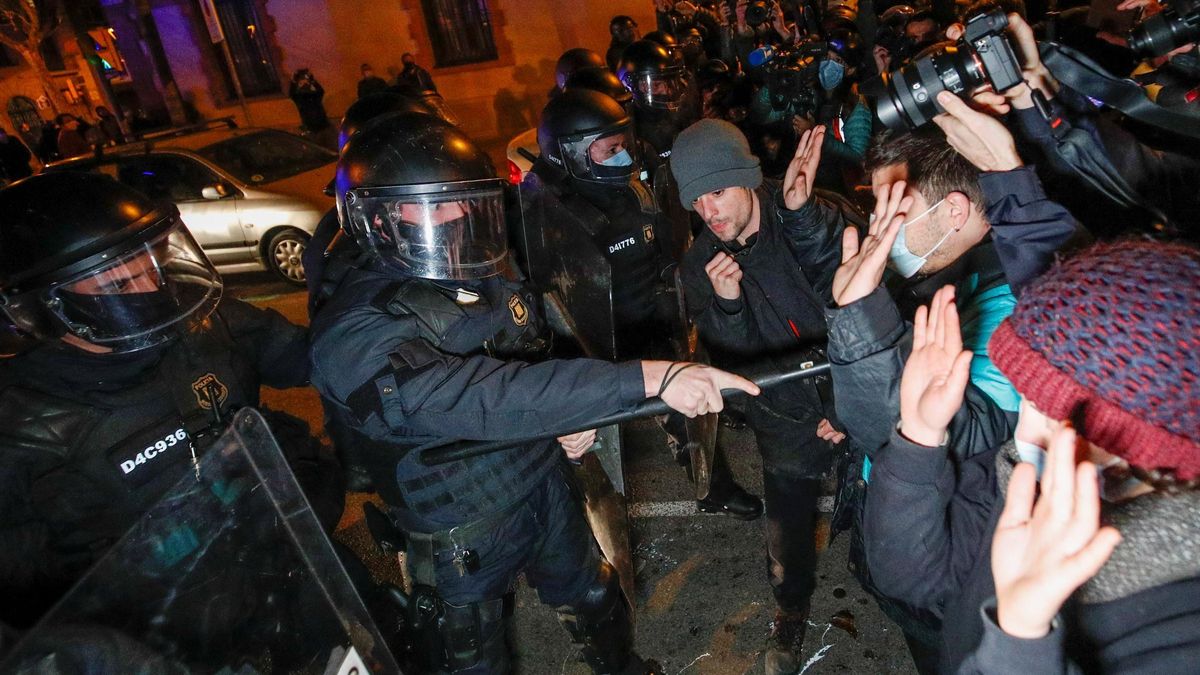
left=873, top=45, right=987, bottom=131
left=746, top=0, right=771, bottom=25
left=1128, top=8, right=1200, bottom=57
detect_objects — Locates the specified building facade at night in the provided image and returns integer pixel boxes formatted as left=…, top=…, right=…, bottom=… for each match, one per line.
left=0, top=0, right=653, bottom=153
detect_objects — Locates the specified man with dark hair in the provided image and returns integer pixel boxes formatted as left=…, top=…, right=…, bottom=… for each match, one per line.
left=673, top=120, right=854, bottom=674
left=826, top=96, right=1080, bottom=673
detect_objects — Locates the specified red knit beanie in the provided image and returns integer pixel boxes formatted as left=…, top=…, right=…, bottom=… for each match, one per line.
left=988, top=240, right=1200, bottom=480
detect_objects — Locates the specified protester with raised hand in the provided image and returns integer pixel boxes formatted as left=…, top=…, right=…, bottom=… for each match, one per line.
left=863, top=239, right=1200, bottom=673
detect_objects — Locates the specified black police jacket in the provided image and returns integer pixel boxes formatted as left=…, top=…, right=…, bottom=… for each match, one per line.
left=0, top=299, right=314, bottom=628
left=309, top=263, right=647, bottom=531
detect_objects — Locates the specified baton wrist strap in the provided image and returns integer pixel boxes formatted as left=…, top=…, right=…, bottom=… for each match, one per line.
left=658, top=362, right=701, bottom=398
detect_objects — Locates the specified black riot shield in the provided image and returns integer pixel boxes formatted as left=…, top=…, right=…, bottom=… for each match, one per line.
left=0, top=409, right=400, bottom=675
left=651, top=163, right=693, bottom=264
left=515, top=173, right=634, bottom=607
left=655, top=170, right=721, bottom=501
left=515, top=172, right=618, bottom=361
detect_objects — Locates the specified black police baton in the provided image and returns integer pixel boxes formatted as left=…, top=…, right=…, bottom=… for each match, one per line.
left=419, top=355, right=830, bottom=466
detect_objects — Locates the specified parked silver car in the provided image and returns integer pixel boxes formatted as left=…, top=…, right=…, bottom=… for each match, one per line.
left=46, top=124, right=336, bottom=284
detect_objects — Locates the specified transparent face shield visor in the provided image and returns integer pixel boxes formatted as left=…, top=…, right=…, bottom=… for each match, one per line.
left=630, top=69, right=693, bottom=110
left=558, top=124, right=642, bottom=183
left=46, top=220, right=223, bottom=352
left=346, top=184, right=508, bottom=280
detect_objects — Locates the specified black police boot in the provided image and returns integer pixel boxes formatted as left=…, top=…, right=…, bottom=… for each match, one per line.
left=559, top=563, right=662, bottom=674
left=696, top=446, right=763, bottom=521
left=764, top=608, right=809, bottom=675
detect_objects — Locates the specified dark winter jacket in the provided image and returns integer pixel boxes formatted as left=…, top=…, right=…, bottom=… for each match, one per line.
left=867, top=433, right=1200, bottom=674
left=0, top=299, right=323, bottom=628
left=309, top=263, right=647, bottom=531
left=828, top=166, right=1080, bottom=467
left=679, top=182, right=855, bottom=415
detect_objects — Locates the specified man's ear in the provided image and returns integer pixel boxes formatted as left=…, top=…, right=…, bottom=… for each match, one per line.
left=944, top=191, right=974, bottom=231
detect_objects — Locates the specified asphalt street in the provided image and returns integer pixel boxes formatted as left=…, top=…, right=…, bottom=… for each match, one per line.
left=230, top=271, right=918, bottom=675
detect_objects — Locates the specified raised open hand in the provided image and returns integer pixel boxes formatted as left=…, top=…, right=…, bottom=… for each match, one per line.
left=898, top=285, right=973, bottom=447
left=831, top=180, right=912, bottom=307
left=993, top=426, right=1122, bottom=638
left=782, top=125, right=825, bottom=211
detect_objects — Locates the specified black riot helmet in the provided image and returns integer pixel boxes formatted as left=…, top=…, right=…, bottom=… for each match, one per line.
left=644, top=29, right=679, bottom=50
left=617, top=40, right=692, bottom=111
left=643, top=30, right=683, bottom=66
left=554, top=48, right=607, bottom=90
left=336, top=111, right=508, bottom=281
left=337, top=91, right=439, bottom=151
left=563, top=66, right=634, bottom=112
left=0, top=172, right=223, bottom=353
left=537, top=89, right=643, bottom=185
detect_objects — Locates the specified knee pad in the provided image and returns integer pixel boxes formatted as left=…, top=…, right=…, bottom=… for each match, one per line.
left=564, top=559, right=622, bottom=616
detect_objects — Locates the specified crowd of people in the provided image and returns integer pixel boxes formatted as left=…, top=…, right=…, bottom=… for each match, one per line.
left=0, top=0, right=1197, bottom=673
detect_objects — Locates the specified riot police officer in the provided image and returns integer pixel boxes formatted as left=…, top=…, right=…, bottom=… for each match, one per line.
left=526, top=89, right=762, bottom=519
left=309, top=111, right=758, bottom=674
left=564, top=66, right=634, bottom=116
left=0, top=172, right=342, bottom=630
left=554, top=48, right=607, bottom=91
left=617, top=39, right=700, bottom=162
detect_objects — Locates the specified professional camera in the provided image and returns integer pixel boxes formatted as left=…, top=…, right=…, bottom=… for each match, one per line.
left=749, top=39, right=829, bottom=115
left=869, top=9, right=1023, bottom=131
left=746, top=0, right=776, bottom=26
left=1128, top=0, right=1200, bottom=57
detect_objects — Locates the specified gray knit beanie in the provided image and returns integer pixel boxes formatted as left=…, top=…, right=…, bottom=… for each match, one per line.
left=670, top=119, right=762, bottom=211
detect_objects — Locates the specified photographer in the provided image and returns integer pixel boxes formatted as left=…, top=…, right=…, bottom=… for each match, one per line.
left=872, top=7, right=1200, bottom=237
left=288, top=68, right=330, bottom=137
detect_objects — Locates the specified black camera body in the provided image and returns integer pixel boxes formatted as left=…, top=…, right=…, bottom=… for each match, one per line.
left=757, top=39, right=828, bottom=116
left=1128, top=0, right=1200, bottom=56
left=870, top=9, right=1023, bottom=131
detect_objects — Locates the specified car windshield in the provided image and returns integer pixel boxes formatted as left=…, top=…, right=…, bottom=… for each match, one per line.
left=196, top=129, right=335, bottom=185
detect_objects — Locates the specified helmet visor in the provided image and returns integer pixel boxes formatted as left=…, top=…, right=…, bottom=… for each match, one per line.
left=346, top=182, right=508, bottom=280
left=558, top=124, right=642, bottom=183
left=47, top=220, right=223, bottom=352
left=629, top=69, right=692, bottom=110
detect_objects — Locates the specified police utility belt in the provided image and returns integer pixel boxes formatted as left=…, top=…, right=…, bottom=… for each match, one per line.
left=398, top=495, right=528, bottom=586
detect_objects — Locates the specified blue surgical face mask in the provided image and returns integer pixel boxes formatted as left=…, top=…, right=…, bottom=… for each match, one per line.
left=819, top=59, right=845, bottom=91
left=887, top=198, right=949, bottom=278
left=1015, top=438, right=1047, bottom=479
left=598, top=149, right=633, bottom=167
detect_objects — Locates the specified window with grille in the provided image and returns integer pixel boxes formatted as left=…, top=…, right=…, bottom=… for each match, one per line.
left=419, top=0, right=498, bottom=67
left=209, top=0, right=280, bottom=97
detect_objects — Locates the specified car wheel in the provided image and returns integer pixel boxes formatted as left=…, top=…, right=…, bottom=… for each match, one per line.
left=267, top=228, right=309, bottom=285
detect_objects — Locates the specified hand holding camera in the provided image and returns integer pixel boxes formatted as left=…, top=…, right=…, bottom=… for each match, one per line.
left=932, top=92, right=1023, bottom=172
